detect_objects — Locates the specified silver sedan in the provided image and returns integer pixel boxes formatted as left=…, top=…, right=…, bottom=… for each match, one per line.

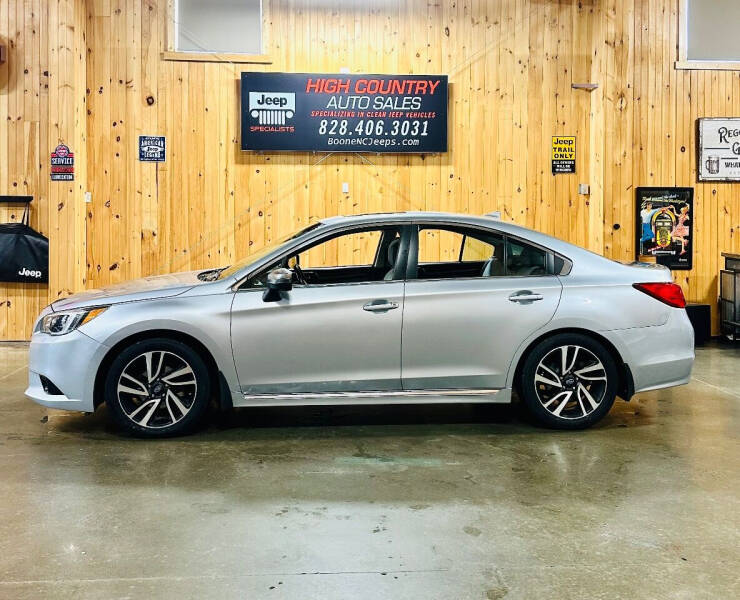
left=26, top=212, right=694, bottom=437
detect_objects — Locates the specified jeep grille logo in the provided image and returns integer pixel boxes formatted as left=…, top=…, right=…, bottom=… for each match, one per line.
left=249, top=92, right=296, bottom=125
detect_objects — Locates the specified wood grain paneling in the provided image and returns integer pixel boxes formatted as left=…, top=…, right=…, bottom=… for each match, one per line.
left=0, top=0, right=87, bottom=340
left=2, top=0, right=739, bottom=340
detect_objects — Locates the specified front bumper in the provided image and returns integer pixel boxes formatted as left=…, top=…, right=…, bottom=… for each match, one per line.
left=25, top=330, right=108, bottom=413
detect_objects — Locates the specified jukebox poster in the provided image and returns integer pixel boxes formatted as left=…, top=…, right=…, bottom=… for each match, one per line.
left=636, top=187, right=693, bottom=270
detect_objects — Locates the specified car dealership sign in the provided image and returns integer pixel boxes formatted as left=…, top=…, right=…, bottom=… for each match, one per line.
left=241, top=72, right=448, bottom=153
left=698, top=118, right=740, bottom=181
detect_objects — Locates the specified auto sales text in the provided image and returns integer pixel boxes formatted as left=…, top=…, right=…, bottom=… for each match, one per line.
left=305, top=78, right=443, bottom=96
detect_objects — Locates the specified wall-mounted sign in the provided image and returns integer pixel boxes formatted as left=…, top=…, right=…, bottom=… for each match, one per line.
left=240, top=73, right=448, bottom=153
left=50, top=144, right=74, bottom=181
left=551, top=136, right=576, bottom=174
left=636, top=187, right=693, bottom=270
left=139, top=135, right=166, bottom=162
left=698, top=118, right=740, bottom=181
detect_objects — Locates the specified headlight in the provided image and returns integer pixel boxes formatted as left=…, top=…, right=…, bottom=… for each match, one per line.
left=37, top=307, right=108, bottom=336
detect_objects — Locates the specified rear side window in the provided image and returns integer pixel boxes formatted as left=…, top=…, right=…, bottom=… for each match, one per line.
left=412, top=225, right=560, bottom=279
left=415, top=226, right=505, bottom=280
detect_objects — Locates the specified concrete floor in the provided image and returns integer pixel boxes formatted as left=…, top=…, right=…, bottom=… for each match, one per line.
left=0, top=343, right=738, bottom=600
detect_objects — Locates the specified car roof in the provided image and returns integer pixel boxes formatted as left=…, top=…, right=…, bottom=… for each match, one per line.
left=317, top=211, right=590, bottom=259
left=319, top=211, right=523, bottom=232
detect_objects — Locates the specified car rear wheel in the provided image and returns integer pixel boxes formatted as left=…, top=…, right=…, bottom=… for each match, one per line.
left=104, top=338, right=211, bottom=437
left=519, top=333, right=618, bottom=429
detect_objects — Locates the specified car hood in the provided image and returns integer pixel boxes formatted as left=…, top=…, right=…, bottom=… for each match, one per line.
left=51, top=270, right=206, bottom=311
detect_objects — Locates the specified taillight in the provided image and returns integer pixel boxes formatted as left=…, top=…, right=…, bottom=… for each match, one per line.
left=632, top=282, right=686, bottom=308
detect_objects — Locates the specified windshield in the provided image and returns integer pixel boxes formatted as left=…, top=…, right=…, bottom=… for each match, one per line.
left=216, top=223, right=322, bottom=280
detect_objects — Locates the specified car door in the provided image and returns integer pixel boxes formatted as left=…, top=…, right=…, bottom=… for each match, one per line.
left=401, top=223, right=563, bottom=390
left=230, top=225, right=411, bottom=395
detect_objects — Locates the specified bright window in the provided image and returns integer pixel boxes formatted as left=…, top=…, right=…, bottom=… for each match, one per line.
left=297, top=230, right=384, bottom=269
left=175, top=0, right=263, bottom=55
left=677, top=0, right=740, bottom=69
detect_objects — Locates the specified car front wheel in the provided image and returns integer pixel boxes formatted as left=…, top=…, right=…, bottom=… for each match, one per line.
left=104, top=338, right=211, bottom=437
left=519, top=333, right=618, bottom=430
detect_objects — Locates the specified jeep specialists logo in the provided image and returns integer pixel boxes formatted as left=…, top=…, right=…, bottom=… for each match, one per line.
left=18, top=267, right=42, bottom=279
left=249, top=92, right=295, bottom=125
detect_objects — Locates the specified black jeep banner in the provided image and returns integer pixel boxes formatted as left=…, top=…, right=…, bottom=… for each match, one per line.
left=241, top=73, right=448, bottom=153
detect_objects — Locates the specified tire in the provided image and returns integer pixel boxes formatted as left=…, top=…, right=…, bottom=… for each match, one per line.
left=519, top=333, right=618, bottom=430
left=104, top=338, right=212, bottom=438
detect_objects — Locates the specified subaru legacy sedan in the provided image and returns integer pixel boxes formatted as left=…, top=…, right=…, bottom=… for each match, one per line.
left=26, top=212, right=694, bottom=437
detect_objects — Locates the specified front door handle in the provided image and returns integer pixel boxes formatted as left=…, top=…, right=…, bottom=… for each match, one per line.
left=363, top=300, right=399, bottom=312
left=508, top=291, right=544, bottom=303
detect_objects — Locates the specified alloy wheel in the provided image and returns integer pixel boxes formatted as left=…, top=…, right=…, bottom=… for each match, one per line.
left=116, top=351, right=198, bottom=429
left=533, top=344, right=608, bottom=420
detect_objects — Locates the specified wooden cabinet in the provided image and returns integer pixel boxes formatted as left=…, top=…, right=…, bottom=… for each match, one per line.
left=720, top=253, right=740, bottom=341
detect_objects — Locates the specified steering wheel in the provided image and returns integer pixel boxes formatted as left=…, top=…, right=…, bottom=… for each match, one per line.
left=292, top=263, right=306, bottom=285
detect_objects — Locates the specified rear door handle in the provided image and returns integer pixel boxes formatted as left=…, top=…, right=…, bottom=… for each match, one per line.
left=363, top=300, right=399, bottom=312
left=508, top=291, right=544, bottom=303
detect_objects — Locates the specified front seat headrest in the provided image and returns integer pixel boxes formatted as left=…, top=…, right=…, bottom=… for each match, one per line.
left=510, top=246, right=545, bottom=275
left=384, top=238, right=401, bottom=280
left=387, top=238, right=400, bottom=266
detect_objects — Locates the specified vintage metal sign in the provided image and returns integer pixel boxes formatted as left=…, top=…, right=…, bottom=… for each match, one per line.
left=698, top=118, right=740, bottom=181
left=240, top=73, right=448, bottom=153
left=50, top=144, right=74, bottom=181
left=551, top=136, right=576, bottom=174
left=636, top=187, right=693, bottom=270
left=139, top=135, right=166, bottom=162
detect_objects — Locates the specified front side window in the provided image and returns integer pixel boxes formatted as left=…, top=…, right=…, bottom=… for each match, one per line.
left=247, top=226, right=404, bottom=287
left=296, top=230, right=384, bottom=270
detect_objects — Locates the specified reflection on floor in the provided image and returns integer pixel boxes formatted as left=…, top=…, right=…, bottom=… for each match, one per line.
left=0, top=340, right=738, bottom=599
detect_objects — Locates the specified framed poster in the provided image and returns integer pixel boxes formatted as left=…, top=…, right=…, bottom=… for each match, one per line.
left=698, top=118, right=740, bottom=181
left=240, top=72, right=448, bottom=153
left=636, top=187, right=693, bottom=270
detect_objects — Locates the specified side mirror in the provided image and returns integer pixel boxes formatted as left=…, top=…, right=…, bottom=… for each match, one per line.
left=262, top=267, right=293, bottom=302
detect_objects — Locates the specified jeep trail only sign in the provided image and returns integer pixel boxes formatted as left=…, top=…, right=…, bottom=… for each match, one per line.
left=240, top=72, right=448, bottom=153
left=551, top=136, right=576, bottom=174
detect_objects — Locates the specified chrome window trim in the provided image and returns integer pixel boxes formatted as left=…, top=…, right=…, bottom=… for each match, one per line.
left=407, top=273, right=558, bottom=284
left=234, top=279, right=404, bottom=293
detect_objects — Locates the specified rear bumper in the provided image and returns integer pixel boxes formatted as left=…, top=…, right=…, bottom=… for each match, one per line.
left=608, top=309, right=694, bottom=394
left=25, top=330, right=107, bottom=413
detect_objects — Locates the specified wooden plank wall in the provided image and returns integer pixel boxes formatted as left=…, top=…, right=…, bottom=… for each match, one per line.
left=1, top=0, right=739, bottom=340
left=0, top=0, right=87, bottom=340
